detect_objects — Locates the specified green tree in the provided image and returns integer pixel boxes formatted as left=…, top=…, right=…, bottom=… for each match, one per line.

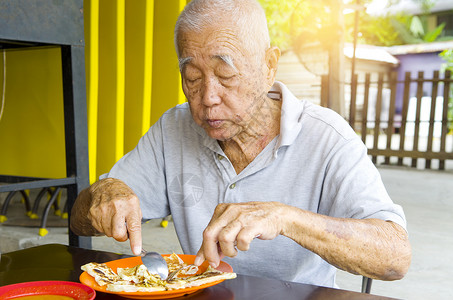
left=344, top=0, right=452, bottom=46
left=259, top=0, right=349, bottom=53
left=391, top=15, right=447, bottom=44
left=345, top=13, right=407, bottom=46
left=258, top=0, right=452, bottom=49
left=257, top=0, right=300, bottom=52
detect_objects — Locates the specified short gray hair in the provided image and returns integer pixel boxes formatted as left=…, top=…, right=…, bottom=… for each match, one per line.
left=174, top=0, right=270, bottom=60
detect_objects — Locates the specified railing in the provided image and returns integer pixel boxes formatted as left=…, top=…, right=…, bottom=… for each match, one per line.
left=321, top=70, right=453, bottom=170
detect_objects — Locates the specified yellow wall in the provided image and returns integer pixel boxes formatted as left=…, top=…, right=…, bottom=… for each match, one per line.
left=0, top=47, right=66, bottom=178
left=0, top=0, right=188, bottom=182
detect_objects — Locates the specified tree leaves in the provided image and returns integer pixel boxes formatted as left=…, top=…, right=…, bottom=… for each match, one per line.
left=257, top=0, right=452, bottom=50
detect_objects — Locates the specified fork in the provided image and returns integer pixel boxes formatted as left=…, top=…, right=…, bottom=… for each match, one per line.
left=166, top=264, right=198, bottom=282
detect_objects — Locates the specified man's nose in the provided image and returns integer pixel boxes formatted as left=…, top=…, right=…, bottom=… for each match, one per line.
left=201, top=78, right=222, bottom=106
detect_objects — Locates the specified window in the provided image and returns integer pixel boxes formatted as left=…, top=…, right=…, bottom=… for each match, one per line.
left=437, top=12, right=453, bottom=37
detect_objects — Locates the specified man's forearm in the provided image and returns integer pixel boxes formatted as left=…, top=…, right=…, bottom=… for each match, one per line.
left=280, top=206, right=411, bottom=280
left=70, top=186, right=103, bottom=236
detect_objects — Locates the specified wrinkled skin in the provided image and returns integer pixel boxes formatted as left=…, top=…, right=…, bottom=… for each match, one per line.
left=178, top=27, right=280, bottom=144
left=70, top=178, right=143, bottom=255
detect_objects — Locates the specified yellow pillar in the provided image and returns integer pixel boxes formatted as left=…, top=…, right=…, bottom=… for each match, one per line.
left=141, top=0, right=155, bottom=135
left=151, top=0, right=188, bottom=125
left=85, top=0, right=100, bottom=184
left=177, top=0, right=188, bottom=104
left=124, top=0, right=154, bottom=153
left=96, top=0, right=126, bottom=176
left=115, top=0, right=126, bottom=162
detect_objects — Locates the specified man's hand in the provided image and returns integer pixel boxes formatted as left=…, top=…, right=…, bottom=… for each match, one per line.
left=194, top=202, right=284, bottom=268
left=70, top=178, right=143, bottom=255
left=194, top=201, right=411, bottom=281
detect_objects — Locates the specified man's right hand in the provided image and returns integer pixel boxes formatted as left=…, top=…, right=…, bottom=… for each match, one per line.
left=70, top=178, right=143, bottom=255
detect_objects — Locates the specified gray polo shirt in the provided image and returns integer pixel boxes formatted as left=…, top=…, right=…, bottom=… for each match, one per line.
left=102, top=81, right=406, bottom=287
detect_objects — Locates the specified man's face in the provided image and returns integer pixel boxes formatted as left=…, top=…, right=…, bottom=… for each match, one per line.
left=178, top=25, right=270, bottom=141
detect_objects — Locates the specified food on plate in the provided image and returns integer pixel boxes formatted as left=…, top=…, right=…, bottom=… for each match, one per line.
left=81, top=253, right=236, bottom=292
left=164, top=253, right=198, bottom=275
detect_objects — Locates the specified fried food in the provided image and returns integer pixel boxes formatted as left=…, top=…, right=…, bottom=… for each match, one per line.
left=81, top=253, right=236, bottom=292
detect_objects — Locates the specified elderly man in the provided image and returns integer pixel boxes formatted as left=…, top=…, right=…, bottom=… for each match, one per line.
left=71, top=0, right=411, bottom=287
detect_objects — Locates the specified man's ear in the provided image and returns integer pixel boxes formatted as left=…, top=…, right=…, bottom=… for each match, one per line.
left=265, top=46, right=281, bottom=85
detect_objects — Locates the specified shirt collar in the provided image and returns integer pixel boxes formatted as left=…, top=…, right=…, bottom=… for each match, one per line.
left=272, top=81, right=305, bottom=154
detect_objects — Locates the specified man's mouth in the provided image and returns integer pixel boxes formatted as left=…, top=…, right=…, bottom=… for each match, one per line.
left=206, top=119, right=223, bottom=128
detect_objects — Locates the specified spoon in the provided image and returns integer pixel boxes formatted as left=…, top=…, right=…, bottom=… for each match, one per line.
left=140, top=248, right=169, bottom=280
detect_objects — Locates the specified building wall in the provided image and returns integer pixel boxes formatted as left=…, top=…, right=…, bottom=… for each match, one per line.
left=275, top=51, right=321, bottom=104
left=276, top=50, right=396, bottom=113
left=394, top=52, right=446, bottom=113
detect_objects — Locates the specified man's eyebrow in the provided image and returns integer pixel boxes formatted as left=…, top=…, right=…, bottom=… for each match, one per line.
left=178, top=57, right=192, bottom=72
left=178, top=55, right=238, bottom=72
left=213, top=54, right=238, bottom=71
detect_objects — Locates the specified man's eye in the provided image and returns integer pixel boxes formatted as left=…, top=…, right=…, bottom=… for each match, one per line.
left=218, top=75, right=237, bottom=86
left=186, top=78, right=201, bottom=85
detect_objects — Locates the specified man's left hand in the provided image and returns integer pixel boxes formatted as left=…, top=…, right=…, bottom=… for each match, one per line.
left=194, top=201, right=285, bottom=268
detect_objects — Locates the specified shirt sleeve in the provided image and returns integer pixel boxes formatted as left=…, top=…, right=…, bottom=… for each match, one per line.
left=100, top=118, right=170, bottom=220
left=319, top=136, right=407, bottom=231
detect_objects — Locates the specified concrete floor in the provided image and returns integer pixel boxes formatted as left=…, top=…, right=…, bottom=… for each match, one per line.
left=1, top=165, right=452, bottom=299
